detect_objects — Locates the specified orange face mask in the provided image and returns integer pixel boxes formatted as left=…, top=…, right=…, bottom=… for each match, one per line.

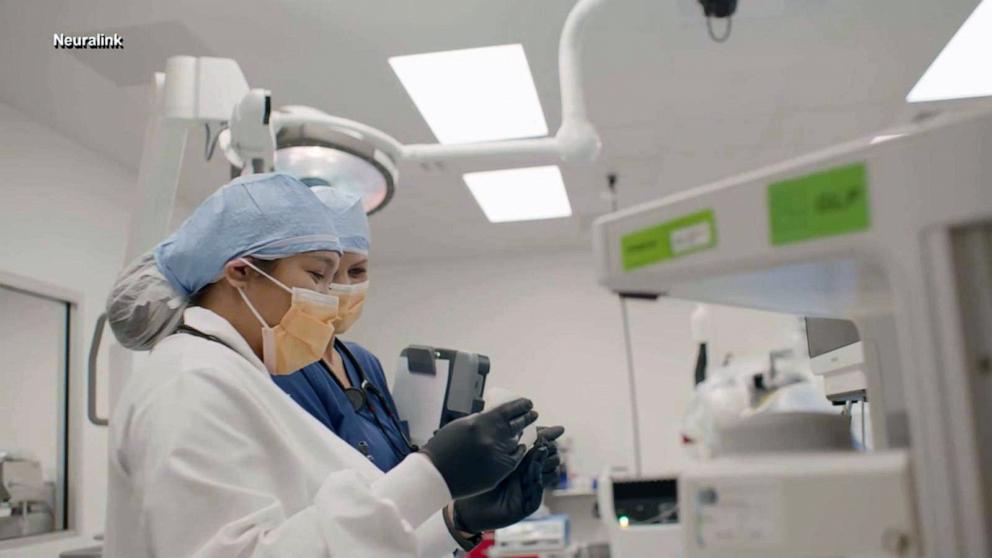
left=238, top=259, right=339, bottom=375
left=329, top=281, right=368, bottom=334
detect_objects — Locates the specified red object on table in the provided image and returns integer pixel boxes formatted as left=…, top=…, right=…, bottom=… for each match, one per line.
left=465, top=532, right=493, bottom=557
left=465, top=531, right=538, bottom=558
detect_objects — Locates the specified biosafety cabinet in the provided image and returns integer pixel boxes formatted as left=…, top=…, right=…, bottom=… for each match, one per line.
left=593, top=109, right=992, bottom=558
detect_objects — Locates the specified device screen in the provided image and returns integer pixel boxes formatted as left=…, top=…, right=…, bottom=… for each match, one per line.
left=806, top=317, right=860, bottom=357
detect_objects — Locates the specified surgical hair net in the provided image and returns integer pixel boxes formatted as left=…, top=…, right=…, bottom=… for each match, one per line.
left=155, top=172, right=341, bottom=297
left=310, top=186, right=371, bottom=255
left=107, top=173, right=341, bottom=350
left=106, top=251, right=187, bottom=350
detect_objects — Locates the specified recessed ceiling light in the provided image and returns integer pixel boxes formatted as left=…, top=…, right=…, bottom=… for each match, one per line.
left=389, top=44, right=548, bottom=144
left=907, top=0, right=992, bottom=102
left=463, top=166, right=572, bottom=223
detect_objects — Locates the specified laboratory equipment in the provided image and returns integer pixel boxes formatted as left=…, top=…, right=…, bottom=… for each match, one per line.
left=680, top=451, right=914, bottom=556
left=0, top=459, right=55, bottom=541
left=594, top=109, right=992, bottom=557
left=806, top=317, right=868, bottom=401
left=390, top=345, right=490, bottom=447
left=717, top=411, right=853, bottom=456
left=493, top=514, right=571, bottom=555
left=596, top=474, right=681, bottom=558
left=683, top=342, right=847, bottom=458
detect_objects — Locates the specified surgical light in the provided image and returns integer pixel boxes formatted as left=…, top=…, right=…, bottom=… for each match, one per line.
left=389, top=44, right=548, bottom=144
left=463, top=165, right=571, bottom=223
left=271, top=107, right=397, bottom=215
left=907, top=0, right=992, bottom=103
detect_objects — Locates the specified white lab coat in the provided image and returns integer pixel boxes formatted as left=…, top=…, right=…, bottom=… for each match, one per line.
left=104, top=307, right=461, bottom=558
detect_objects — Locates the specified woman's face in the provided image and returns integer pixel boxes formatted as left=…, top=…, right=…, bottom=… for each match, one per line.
left=242, top=251, right=340, bottom=326
left=333, top=251, right=369, bottom=286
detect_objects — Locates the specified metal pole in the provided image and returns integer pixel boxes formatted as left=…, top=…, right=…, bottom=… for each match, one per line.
left=607, top=174, right=642, bottom=476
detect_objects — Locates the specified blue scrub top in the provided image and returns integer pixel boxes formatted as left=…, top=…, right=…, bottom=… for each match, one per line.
left=271, top=340, right=412, bottom=472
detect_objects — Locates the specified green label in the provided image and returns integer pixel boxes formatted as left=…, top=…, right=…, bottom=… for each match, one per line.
left=621, top=209, right=717, bottom=271
left=768, top=162, right=870, bottom=246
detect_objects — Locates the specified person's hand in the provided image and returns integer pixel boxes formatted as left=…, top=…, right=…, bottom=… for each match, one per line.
left=451, top=444, right=548, bottom=534
left=534, top=426, right=565, bottom=488
left=420, top=398, right=538, bottom=499
left=451, top=425, right=566, bottom=534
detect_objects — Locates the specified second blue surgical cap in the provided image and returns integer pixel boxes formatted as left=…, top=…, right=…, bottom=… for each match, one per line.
left=310, top=186, right=371, bottom=255
left=154, top=173, right=342, bottom=296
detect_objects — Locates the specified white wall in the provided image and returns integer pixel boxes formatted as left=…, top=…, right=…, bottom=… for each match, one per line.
left=0, top=101, right=132, bottom=552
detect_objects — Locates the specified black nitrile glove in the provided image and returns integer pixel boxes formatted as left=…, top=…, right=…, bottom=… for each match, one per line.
left=420, top=398, right=538, bottom=499
left=452, top=444, right=550, bottom=534
left=534, top=425, right=565, bottom=488
left=451, top=425, right=567, bottom=534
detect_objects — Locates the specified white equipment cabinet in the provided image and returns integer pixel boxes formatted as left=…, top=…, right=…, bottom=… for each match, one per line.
left=593, top=109, right=992, bottom=558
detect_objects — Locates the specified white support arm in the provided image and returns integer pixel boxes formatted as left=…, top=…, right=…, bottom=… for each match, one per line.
left=242, top=0, right=609, bottom=175
left=396, top=0, right=607, bottom=171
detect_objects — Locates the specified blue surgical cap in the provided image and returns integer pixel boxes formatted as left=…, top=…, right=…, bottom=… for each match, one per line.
left=310, top=186, right=371, bottom=255
left=154, top=173, right=342, bottom=296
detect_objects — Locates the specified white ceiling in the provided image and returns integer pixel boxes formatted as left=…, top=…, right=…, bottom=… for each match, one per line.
left=0, top=0, right=979, bottom=264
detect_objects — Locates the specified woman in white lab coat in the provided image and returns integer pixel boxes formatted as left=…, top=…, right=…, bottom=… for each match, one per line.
left=103, top=173, right=539, bottom=558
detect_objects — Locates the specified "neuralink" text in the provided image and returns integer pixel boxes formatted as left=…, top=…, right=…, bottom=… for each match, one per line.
left=53, top=33, right=124, bottom=49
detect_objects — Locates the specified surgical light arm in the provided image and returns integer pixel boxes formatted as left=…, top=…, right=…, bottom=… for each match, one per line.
left=401, top=0, right=605, bottom=169
left=133, top=0, right=609, bottom=211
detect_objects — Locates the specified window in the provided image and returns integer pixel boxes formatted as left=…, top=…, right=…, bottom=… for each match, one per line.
left=0, top=280, right=70, bottom=542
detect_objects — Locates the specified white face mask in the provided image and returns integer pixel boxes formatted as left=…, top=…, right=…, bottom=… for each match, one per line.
left=329, top=281, right=369, bottom=334
left=237, top=258, right=339, bottom=374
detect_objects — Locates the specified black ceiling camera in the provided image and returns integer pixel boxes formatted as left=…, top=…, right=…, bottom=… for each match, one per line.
left=699, top=0, right=737, bottom=18
left=698, top=0, right=737, bottom=42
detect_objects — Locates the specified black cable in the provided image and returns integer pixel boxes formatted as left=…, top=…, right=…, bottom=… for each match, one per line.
left=693, top=342, right=708, bottom=385
left=336, top=341, right=418, bottom=458
left=706, top=16, right=732, bottom=43
left=366, top=389, right=416, bottom=458
left=370, top=389, right=417, bottom=451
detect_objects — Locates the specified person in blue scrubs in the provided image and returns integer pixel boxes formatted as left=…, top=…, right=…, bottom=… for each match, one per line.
left=270, top=187, right=566, bottom=546
left=273, top=334, right=412, bottom=470
left=269, top=187, right=412, bottom=471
